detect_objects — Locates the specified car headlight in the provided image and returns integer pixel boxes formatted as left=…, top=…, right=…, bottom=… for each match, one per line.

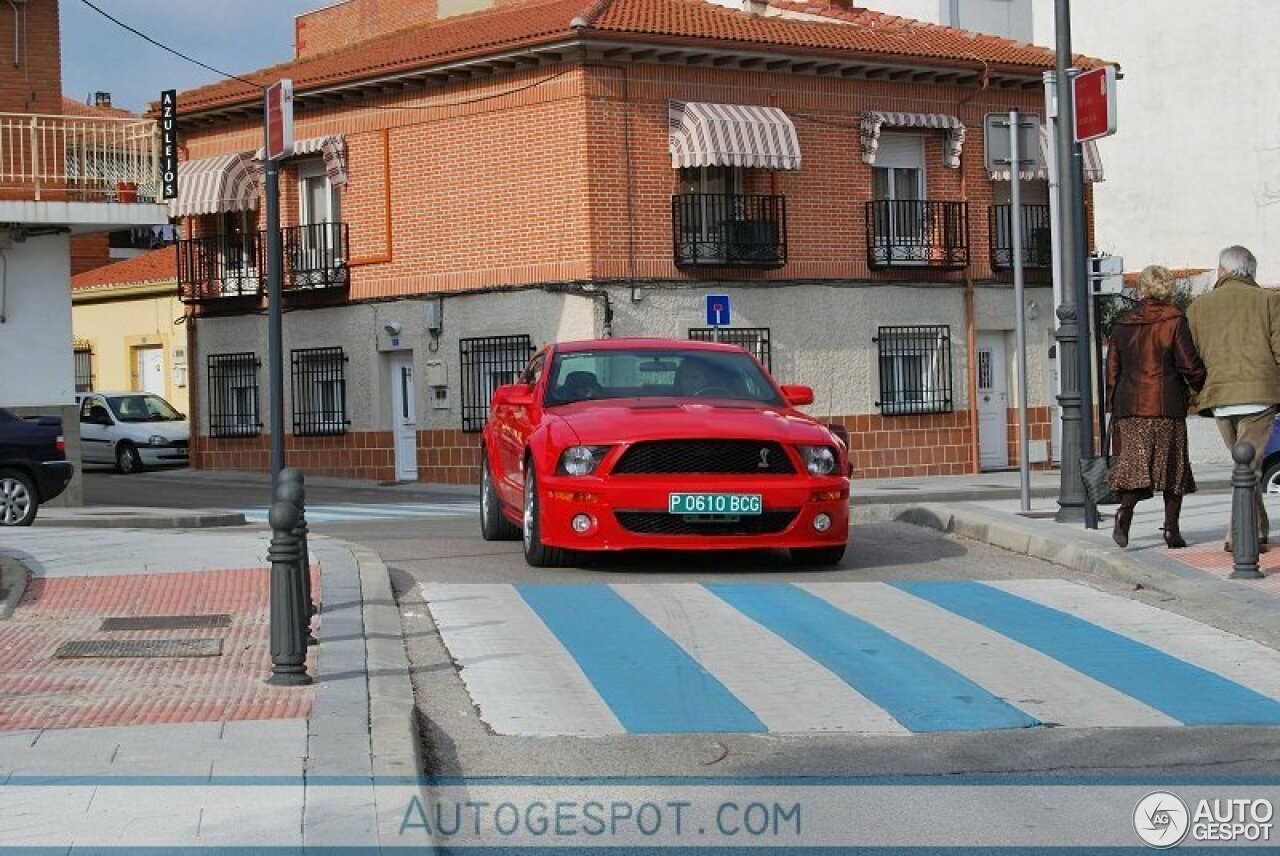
left=798, top=445, right=837, bottom=476
left=557, top=445, right=611, bottom=476
left=148, top=435, right=168, bottom=446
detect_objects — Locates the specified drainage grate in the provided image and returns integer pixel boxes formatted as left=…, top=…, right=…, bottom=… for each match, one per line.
left=100, top=614, right=231, bottom=631
left=54, top=639, right=223, bottom=659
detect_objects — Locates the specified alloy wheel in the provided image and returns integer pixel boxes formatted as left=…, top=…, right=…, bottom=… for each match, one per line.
left=0, top=476, right=32, bottom=526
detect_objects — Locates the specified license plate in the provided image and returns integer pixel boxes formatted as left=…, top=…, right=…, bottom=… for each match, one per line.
left=668, top=493, right=762, bottom=515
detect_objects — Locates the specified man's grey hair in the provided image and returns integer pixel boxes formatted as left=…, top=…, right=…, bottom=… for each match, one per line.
left=1219, top=245, right=1258, bottom=280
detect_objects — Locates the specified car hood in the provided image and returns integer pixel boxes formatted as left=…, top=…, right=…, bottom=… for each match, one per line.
left=552, top=400, right=835, bottom=445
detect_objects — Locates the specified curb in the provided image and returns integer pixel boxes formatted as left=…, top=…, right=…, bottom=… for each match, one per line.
left=36, top=510, right=246, bottom=528
left=350, top=543, right=423, bottom=779
left=0, top=557, right=28, bottom=619
left=853, top=502, right=1280, bottom=634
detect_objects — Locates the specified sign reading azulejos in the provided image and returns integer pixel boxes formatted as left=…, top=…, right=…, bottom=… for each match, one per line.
left=160, top=90, right=177, bottom=200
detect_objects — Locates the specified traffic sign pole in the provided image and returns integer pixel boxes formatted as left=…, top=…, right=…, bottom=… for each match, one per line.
left=1010, top=108, right=1031, bottom=514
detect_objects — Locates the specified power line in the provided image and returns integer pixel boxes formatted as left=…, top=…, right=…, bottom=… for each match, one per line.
left=77, top=0, right=260, bottom=89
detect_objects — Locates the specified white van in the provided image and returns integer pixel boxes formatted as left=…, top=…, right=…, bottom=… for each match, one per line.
left=77, top=392, right=190, bottom=473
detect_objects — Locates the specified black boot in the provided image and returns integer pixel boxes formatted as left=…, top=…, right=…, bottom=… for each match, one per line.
left=1113, top=491, right=1140, bottom=548
left=1162, top=492, right=1186, bottom=549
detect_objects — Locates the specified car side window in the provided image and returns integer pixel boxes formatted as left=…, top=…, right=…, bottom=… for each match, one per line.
left=521, top=353, right=545, bottom=387
left=80, top=398, right=106, bottom=422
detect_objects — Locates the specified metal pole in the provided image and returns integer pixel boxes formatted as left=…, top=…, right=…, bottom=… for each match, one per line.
left=266, top=500, right=311, bottom=685
left=1230, top=441, right=1264, bottom=579
left=265, top=155, right=285, bottom=491
left=1010, top=108, right=1031, bottom=513
left=1071, top=113, right=1098, bottom=530
left=1052, top=0, right=1087, bottom=524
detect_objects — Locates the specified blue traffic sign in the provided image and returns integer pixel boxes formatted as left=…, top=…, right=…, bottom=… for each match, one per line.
left=706, top=294, right=731, bottom=327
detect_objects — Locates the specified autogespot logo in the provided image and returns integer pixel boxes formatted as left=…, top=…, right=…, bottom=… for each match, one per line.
left=1134, top=791, right=1190, bottom=849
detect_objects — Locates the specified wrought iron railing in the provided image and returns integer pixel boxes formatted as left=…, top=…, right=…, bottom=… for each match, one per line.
left=0, top=112, right=160, bottom=202
left=688, top=326, right=772, bottom=371
left=283, top=222, right=350, bottom=292
left=672, top=194, right=787, bottom=269
left=208, top=352, right=261, bottom=438
left=874, top=325, right=954, bottom=416
left=866, top=200, right=969, bottom=269
left=460, top=335, right=535, bottom=432
left=989, top=204, right=1053, bottom=269
left=176, top=233, right=265, bottom=303
left=291, top=346, right=349, bottom=436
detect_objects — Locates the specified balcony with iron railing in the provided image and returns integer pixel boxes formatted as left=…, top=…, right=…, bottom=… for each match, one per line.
left=177, top=223, right=350, bottom=305
left=0, top=113, right=161, bottom=202
left=989, top=203, right=1053, bottom=270
left=672, top=194, right=787, bottom=269
left=866, top=199, right=969, bottom=270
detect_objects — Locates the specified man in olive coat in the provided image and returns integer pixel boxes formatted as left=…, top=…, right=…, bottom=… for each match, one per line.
left=1186, top=245, right=1280, bottom=551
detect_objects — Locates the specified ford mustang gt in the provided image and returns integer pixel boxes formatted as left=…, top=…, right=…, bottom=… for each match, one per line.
left=479, top=338, right=849, bottom=567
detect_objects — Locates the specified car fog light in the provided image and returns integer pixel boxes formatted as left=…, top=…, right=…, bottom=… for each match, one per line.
left=813, top=513, right=832, bottom=532
left=571, top=514, right=595, bottom=533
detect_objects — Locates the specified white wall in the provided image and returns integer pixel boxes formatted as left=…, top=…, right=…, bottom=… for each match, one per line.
left=1030, top=1, right=1280, bottom=280
left=0, top=235, right=74, bottom=408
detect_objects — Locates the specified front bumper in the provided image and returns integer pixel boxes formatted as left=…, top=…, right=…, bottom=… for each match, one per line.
left=138, top=444, right=190, bottom=467
left=536, top=472, right=849, bottom=552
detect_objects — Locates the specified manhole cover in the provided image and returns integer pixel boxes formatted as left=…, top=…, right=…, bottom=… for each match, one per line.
left=100, top=614, right=231, bottom=631
left=54, top=639, right=223, bottom=659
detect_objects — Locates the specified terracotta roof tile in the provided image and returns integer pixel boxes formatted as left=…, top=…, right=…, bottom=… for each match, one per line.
left=173, top=0, right=1099, bottom=115
left=60, top=96, right=139, bottom=119
left=71, top=248, right=177, bottom=291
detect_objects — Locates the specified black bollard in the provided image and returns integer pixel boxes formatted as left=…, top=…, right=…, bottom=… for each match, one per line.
left=277, top=470, right=316, bottom=645
left=1229, top=441, right=1265, bottom=580
left=266, top=499, right=312, bottom=686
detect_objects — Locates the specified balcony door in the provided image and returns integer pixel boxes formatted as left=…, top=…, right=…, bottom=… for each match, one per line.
left=219, top=210, right=260, bottom=296
left=678, top=165, right=741, bottom=264
left=296, top=160, right=342, bottom=285
left=871, top=134, right=925, bottom=265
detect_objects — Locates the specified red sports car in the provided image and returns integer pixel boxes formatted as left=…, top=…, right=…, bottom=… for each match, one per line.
left=479, top=338, right=850, bottom=567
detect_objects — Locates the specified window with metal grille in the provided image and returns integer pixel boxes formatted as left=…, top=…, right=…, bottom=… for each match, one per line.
left=208, top=352, right=261, bottom=437
left=291, top=347, right=349, bottom=436
left=73, top=347, right=94, bottom=392
left=687, top=327, right=772, bottom=371
left=460, top=335, right=535, bottom=432
left=874, top=325, right=953, bottom=415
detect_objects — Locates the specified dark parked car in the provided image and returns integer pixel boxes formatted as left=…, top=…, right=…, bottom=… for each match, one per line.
left=0, top=408, right=73, bottom=526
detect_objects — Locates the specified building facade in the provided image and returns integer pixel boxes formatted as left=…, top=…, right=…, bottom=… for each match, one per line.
left=170, top=0, right=1102, bottom=484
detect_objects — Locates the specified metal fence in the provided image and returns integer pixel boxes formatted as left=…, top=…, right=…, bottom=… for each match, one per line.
left=687, top=327, right=772, bottom=371
left=873, top=325, right=953, bottom=415
left=672, top=193, right=787, bottom=268
left=73, top=347, right=94, bottom=393
left=282, top=222, right=350, bottom=292
left=0, top=112, right=159, bottom=201
left=989, top=203, right=1052, bottom=269
left=460, top=335, right=534, bottom=432
left=291, top=347, right=349, bottom=436
left=866, top=200, right=969, bottom=269
left=176, top=233, right=265, bottom=303
left=207, top=352, right=261, bottom=437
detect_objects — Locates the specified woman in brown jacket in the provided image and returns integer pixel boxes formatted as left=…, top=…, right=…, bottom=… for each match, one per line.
left=1106, top=265, right=1207, bottom=548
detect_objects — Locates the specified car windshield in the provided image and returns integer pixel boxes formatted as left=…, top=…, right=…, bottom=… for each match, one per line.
left=107, top=394, right=183, bottom=423
left=545, top=349, right=784, bottom=406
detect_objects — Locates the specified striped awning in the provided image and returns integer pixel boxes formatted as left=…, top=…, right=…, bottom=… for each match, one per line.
left=168, top=152, right=261, bottom=218
left=668, top=101, right=802, bottom=170
left=255, top=135, right=348, bottom=185
left=988, top=124, right=1104, bottom=183
left=860, top=111, right=967, bottom=169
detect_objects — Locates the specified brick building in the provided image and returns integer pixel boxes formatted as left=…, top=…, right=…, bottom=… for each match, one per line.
left=169, top=0, right=1102, bottom=484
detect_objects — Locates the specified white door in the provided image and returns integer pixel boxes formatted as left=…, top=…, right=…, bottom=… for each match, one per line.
left=137, top=347, right=165, bottom=397
left=390, top=353, right=418, bottom=482
left=977, top=332, right=1010, bottom=469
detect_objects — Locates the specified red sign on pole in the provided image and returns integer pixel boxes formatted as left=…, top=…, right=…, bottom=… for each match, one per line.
left=264, top=79, right=294, bottom=161
left=1072, top=65, right=1117, bottom=144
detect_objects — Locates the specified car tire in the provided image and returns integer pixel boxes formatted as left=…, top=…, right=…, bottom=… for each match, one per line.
left=0, top=468, right=38, bottom=526
left=789, top=544, right=847, bottom=567
left=1264, top=458, right=1280, bottom=495
left=480, top=452, right=520, bottom=541
left=116, top=442, right=143, bottom=474
left=522, top=465, right=572, bottom=568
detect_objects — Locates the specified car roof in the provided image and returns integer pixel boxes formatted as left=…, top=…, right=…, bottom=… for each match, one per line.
left=552, top=337, right=749, bottom=355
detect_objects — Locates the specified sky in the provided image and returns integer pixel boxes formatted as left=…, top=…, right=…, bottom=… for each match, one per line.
left=60, top=0, right=320, bottom=114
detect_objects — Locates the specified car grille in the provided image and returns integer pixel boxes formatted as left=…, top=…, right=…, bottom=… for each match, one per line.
left=615, top=510, right=798, bottom=536
left=612, top=440, right=795, bottom=475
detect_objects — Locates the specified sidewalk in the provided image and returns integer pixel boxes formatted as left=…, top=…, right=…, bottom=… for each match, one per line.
left=0, top=467, right=1277, bottom=850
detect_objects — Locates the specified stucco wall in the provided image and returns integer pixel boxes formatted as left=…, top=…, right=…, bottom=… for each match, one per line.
left=72, top=292, right=189, bottom=411
left=0, top=235, right=74, bottom=408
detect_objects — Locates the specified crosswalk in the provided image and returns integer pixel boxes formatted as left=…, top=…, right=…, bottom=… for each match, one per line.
left=241, top=501, right=477, bottom=524
left=418, top=579, right=1280, bottom=736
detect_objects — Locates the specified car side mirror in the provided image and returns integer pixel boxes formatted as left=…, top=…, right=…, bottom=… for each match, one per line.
left=492, top=384, right=534, bottom=408
left=781, top=384, right=814, bottom=406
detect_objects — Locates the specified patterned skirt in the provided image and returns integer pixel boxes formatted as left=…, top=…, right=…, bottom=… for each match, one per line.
left=1106, top=417, right=1197, bottom=498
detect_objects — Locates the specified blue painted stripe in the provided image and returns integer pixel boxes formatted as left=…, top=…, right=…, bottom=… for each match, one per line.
left=706, top=583, right=1039, bottom=733
left=514, top=584, right=765, bottom=734
left=895, top=581, right=1280, bottom=726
